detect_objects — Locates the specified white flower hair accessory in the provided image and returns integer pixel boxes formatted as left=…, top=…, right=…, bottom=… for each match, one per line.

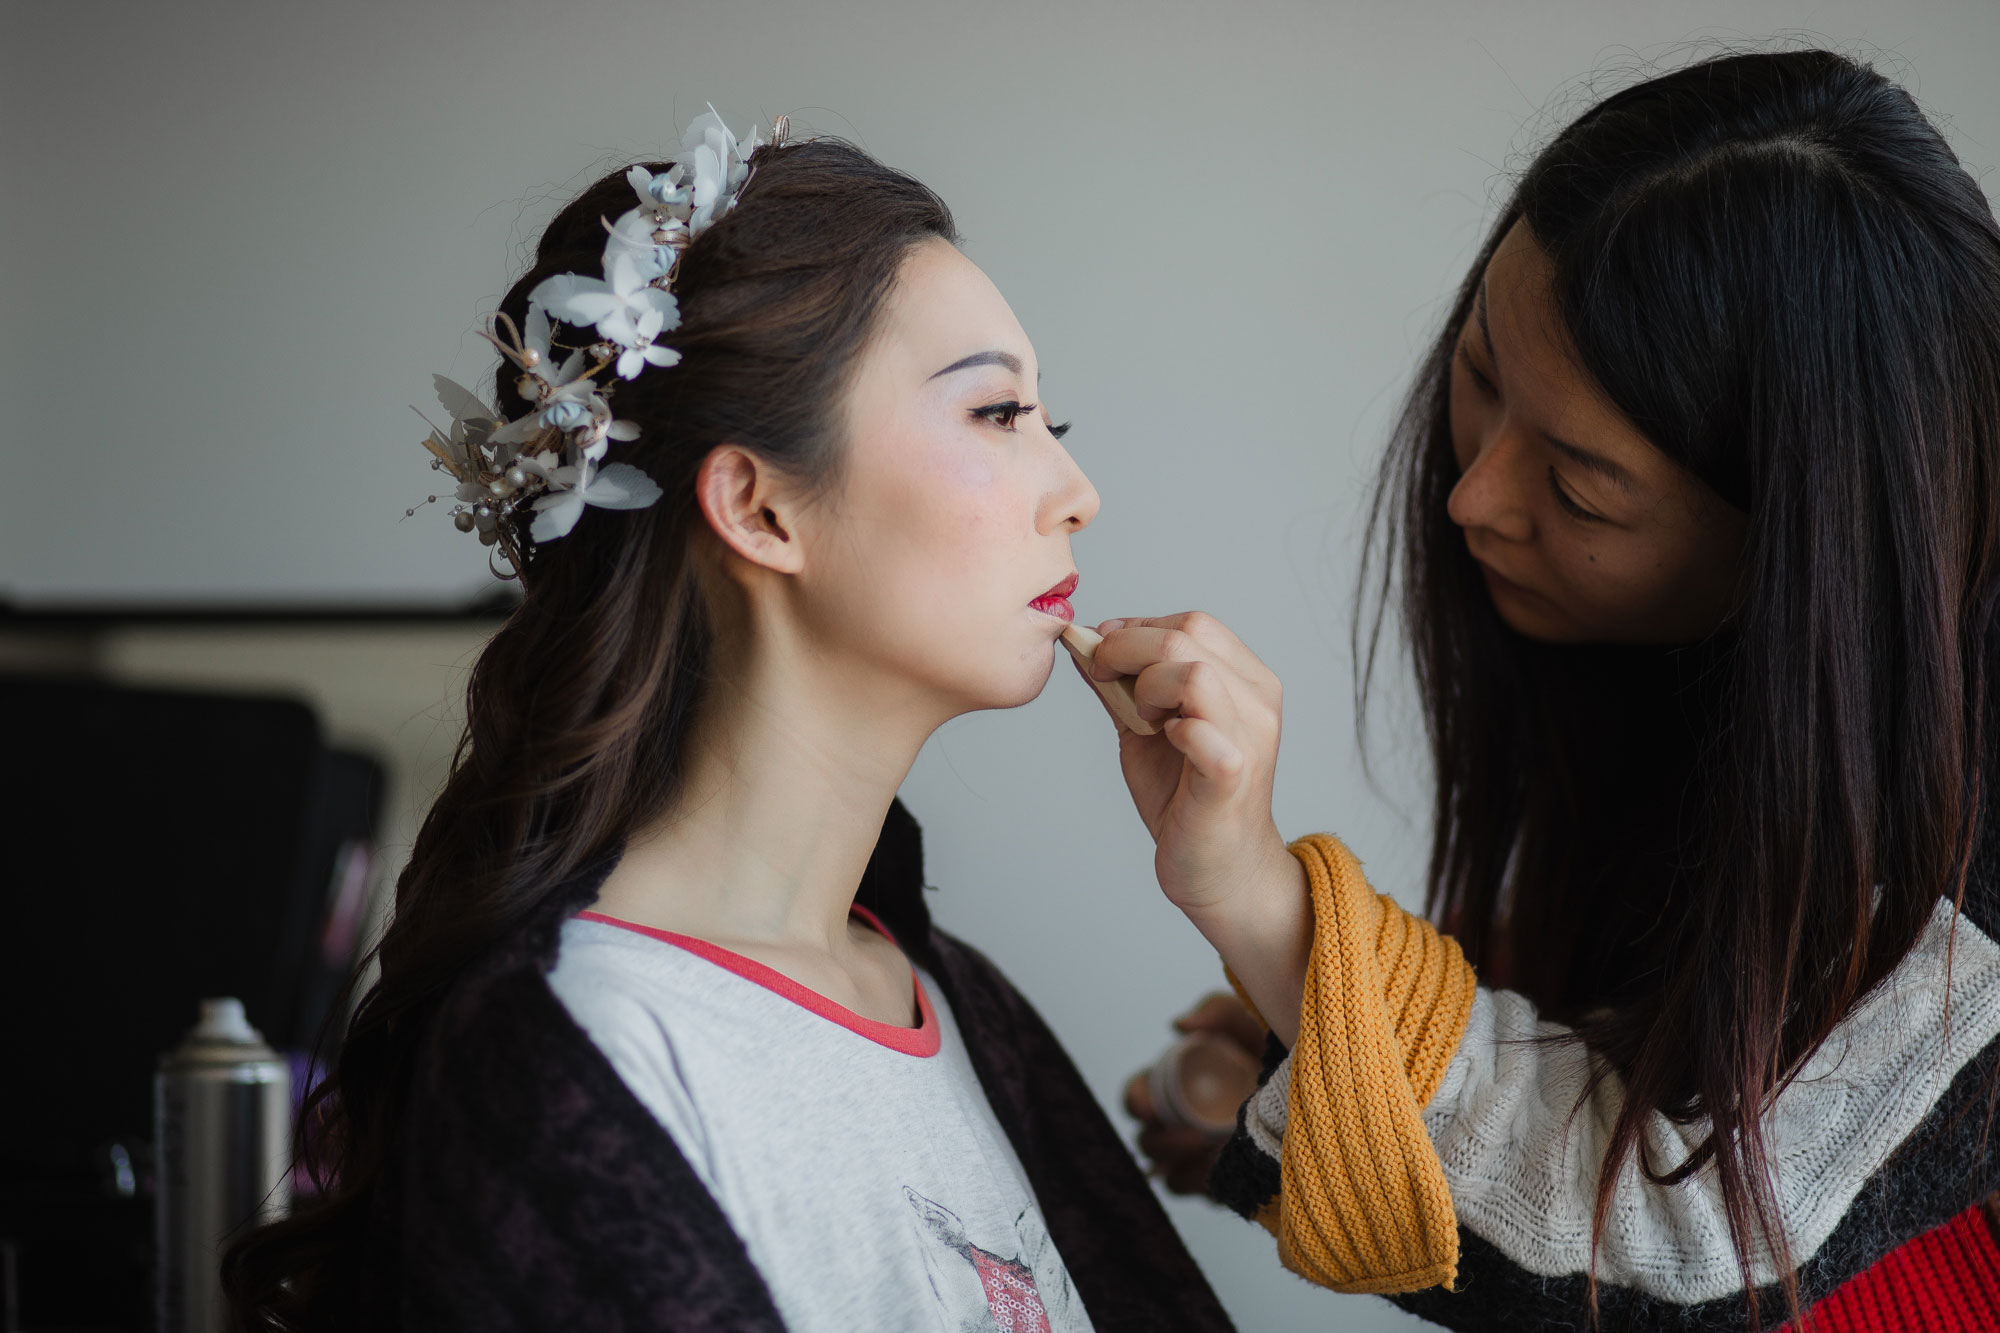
left=413, top=108, right=785, bottom=572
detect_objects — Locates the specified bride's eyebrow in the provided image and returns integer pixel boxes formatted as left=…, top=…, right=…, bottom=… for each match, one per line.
left=928, top=350, right=1023, bottom=380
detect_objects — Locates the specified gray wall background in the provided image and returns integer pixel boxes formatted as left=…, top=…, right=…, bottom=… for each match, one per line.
left=9, top=2, right=1999, bottom=1327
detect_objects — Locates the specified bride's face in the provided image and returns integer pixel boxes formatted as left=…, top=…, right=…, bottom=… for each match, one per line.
left=790, top=239, right=1099, bottom=713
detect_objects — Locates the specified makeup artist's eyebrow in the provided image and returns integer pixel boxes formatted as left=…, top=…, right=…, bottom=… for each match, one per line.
left=1472, top=279, right=1635, bottom=493
left=928, top=350, right=1023, bottom=380
left=1545, top=432, right=1637, bottom=493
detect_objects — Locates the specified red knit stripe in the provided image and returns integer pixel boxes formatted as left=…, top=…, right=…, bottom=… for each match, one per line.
left=1804, top=1205, right=2000, bottom=1331
left=1948, top=1211, right=2000, bottom=1328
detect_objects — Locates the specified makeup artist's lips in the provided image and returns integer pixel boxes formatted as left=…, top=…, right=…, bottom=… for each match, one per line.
left=1474, top=558, right=1537, bottom=602
left=1030, top=572, right=1079, bottom=623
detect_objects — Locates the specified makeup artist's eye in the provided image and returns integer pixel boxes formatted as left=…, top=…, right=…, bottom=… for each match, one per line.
left=1457, top=344, right=1497, bottom=397
left=972, top=401, right=1033, bottom=430
left=1549, top=467, right=1603, bottom=522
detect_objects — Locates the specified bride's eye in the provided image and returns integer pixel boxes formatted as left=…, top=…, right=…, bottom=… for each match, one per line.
left=972, top=401, right=1030, bottom=430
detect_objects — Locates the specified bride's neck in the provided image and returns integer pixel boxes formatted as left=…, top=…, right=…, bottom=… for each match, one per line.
left=591, top=623, right=942, bottom=955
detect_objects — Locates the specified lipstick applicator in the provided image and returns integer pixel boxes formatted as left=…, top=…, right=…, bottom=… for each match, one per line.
left=1059, top=623, right=1161, bottom=736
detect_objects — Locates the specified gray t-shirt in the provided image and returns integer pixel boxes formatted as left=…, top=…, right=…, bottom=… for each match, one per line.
left=547, top=909, right=1095, bottom=1333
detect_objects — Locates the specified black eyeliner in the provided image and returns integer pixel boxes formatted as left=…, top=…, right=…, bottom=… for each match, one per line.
left=971, top=400, right=1031, bottom=428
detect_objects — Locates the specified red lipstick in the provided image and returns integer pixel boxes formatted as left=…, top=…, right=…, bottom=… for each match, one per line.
left=1031, top=572, right=1079, bottom=623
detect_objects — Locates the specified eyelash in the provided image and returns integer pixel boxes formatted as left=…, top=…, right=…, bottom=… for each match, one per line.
left=1457, top=343, right=1600, bottom=521
left=972, top=401, right=1072, bottom=439
left=1548, top=467, right=1601, bottom=521
left=1456, top=344, right=1497, bottom=397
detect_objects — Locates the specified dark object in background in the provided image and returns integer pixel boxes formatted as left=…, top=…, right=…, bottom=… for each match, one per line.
left=0, top=678, right=382, bottom=1331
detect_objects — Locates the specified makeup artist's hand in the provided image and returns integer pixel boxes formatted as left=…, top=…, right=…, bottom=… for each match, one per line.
left=1083, top=612, right=1288, bottom=911
left=1083, top=612, right=1311, bottom=1046
left=1124, top=991, right=1267, bottom=1195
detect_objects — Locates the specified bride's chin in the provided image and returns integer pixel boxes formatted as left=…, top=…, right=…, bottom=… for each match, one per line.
left=1013, top=653, right=1062, bottom=707
left=970, top=657, right=1060, bottom=714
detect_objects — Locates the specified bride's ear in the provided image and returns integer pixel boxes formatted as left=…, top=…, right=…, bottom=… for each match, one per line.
left=695, top=444, right=807, bottom=575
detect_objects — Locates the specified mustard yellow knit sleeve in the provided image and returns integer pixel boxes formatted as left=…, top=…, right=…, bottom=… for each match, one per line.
left=1269, top=832, right=1477, bottom=1294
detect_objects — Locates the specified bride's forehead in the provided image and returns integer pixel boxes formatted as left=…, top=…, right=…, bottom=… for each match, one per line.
left=881, top=242, right=1032, bottom=360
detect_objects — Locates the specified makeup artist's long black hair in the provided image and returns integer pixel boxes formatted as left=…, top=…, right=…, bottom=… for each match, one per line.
left=221, top=139, right=957, bottom=1331
left=1361, top=49, right=2000, bottom=1323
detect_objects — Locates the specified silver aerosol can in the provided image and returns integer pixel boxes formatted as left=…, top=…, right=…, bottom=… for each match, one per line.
left=154, top=997, right=292, bottom=1333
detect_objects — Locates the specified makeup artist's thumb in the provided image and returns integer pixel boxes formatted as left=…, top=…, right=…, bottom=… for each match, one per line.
left=1172, top=991, right=1266, bottom=1055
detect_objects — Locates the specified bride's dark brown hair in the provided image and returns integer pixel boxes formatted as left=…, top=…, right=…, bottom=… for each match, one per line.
left=223, top=137, right=956, bottom=1330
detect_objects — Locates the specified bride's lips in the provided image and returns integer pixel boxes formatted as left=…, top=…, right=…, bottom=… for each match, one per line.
left=1030, top=572, right=1079, bottom=623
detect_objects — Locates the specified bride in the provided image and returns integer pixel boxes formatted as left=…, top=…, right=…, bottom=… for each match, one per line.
left=224, top=115, right=1233, bottom=1333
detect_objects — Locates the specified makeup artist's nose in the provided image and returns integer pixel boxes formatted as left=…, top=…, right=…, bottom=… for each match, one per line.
left=1447, top=426, right=1535, bottom=543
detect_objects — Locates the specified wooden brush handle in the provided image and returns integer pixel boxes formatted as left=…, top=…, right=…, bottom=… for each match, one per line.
left=1060, top=623, right=1161, bottom=735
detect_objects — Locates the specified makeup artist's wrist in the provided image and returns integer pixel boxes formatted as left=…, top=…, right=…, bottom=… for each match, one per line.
left=1178, top=839, right=1311, bottom=1050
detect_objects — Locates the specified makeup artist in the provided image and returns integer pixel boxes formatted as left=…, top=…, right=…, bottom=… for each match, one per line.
left=1099, top=49, right=2000, bottom=1331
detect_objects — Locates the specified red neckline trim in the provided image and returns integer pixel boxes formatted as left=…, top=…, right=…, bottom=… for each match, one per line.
left=572, top=904, right=940, bottom=1057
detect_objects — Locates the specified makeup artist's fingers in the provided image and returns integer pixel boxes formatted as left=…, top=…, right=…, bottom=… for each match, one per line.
left=1134, top=1119, right=1215, bottom=1164
left=1159, top=717, right=1247, bottom=795
left=1123, top=1075, right=1181, bottom=1149
left=1092, top=612, right=1279, bottom=695
left=1124, top=1069, right=1155, bottom=1120
left=1089, top=624, right=1234, bottom=683
left=1173, top=991, right=1268, bottom=1054
left=1141, top=1124, right=1220, bottom=1171
left=1096, top=610, right=1262, bottom=672
left=1163, top=1148, right=1226, bottom=1196
left=1138, top=1125, right=1227, bottom=1195
left=1127, top=1068, right=1230, bottom=1194
left=1131, top=658, right=1246, bottom=731
left=1124, top=996, right=1257, bottom=1195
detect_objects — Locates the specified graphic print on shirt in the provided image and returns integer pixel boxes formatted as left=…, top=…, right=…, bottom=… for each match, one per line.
left=903, top=1187, right=1088, bottom=1333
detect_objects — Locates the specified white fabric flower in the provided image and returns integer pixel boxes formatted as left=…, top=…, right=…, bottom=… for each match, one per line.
left=682, top=108, right=755, bottom=236
left=529, top=461, right=663, bottom=542
left=609, top=306, right=681, bottom=380
left=528, top=252, right=680, bottom=358
left=512, top=306, right=593, bottom=399
left=490, top=374, right=614, bottom=447
left=627, top=163, right=690, bottom=213
left=577, top=415, right=641, bottom=462
left=514, top=448, right=562, bottom=481
left=602, top=208, right=679, bottom=284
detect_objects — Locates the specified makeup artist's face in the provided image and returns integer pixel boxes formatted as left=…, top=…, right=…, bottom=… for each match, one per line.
left=1447, top=221, right=1747, bottom=644
left=793, top=239, right=1099, bottom=710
